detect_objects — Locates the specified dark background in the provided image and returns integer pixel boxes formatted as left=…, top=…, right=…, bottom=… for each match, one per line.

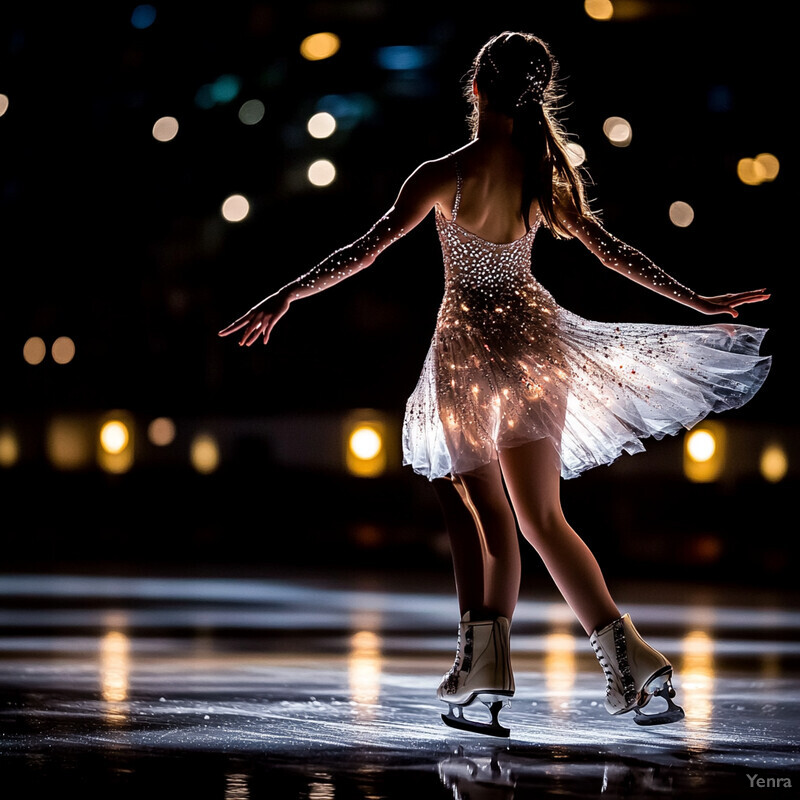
left=0, top=2, right=791, bottom=585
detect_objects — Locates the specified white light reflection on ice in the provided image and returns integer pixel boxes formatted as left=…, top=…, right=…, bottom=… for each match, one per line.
left=224, top=773, right=250, bottom=799
left=100, top=630, right=130, bottom=723
left=308, top=772, right=335, bottom=799
left=349, top=630, right=383, bottom=715
left=544, top=630, right=576, bottom=713
left=680, top=629, right=715, bottom=748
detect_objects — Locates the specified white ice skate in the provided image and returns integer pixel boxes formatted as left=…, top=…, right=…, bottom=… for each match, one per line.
left=438, top=612, right=515, bottom=737
left=589, top=613, right=685, bottom=726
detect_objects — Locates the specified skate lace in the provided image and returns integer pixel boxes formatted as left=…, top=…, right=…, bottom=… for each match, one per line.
left=591, top=641, right=613, bottom=688
left=443, top=625, right=474, bottom=694
left=591, top=625, right=636, bottom=706
left=612, top=623, right=637, bottom=706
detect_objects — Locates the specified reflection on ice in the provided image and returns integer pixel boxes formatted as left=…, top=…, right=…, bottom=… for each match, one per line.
left=349, top=630, right=383, bottom=712
left=100, top=629, right=131, bottom=725
left=681, top=629, right=715, bottom=744
left=543, top=631, right=576, bottom=713
left=224, top=773, right=250, bottom=800
left=307, top=774, right=336, bottom=799
left=100, top=630, right=130, bottom=704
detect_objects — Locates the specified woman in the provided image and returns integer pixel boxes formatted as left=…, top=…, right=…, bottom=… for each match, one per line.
left=219, top=31, right=770, bottom=737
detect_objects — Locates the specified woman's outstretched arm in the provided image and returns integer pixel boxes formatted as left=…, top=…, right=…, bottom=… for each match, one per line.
left=559, top=207, right=770, bottom=318
left=218, top=158, right=451, bottom=346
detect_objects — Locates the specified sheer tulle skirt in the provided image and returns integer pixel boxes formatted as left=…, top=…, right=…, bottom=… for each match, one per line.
left=402, top=310, right=771, bottom=481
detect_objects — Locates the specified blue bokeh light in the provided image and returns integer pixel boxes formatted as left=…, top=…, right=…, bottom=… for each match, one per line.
left=375, top=45, right=435, bottom=71
left=131, top=4, right=157, bottom=30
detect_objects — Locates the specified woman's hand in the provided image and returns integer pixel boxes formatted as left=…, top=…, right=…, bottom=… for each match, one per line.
left=691, top=289, right=771, bottom=318
left=218, top=290, right=291, bottom=346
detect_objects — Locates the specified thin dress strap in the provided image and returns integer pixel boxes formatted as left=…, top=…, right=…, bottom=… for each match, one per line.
left=451, top=155, right=462, bottom=221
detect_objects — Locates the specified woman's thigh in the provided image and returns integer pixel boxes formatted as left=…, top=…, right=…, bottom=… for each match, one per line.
left=497, top=438, right=565, bottom=536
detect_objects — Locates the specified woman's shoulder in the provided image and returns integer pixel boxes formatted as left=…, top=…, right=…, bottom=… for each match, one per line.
left=400, top=151, right=462, bottom=198
left=412, top=150, right=461, bottom=178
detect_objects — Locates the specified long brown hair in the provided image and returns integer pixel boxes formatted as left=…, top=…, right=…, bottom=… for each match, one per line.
left=465, top=32, right=596, bottom=238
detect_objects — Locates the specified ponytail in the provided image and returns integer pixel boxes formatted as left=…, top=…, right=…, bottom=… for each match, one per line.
left=467, top=32, right=596, bottom=239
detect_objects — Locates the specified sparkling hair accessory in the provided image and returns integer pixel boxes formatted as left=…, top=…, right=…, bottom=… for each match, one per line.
left=516, top=60, right=550, bottom=108
left=483, top=48, right=550, bottom=108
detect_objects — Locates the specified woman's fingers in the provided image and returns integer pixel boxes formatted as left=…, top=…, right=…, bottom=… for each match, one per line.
left=239, top=316, right=274, bottom=346
left=218, top=318, right=247, bottom=336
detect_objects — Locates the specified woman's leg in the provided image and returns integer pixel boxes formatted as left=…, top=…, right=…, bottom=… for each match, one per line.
left=498, top=439, right=620, bottom=634
left=433, top=461, right=522, bottom=621
left=431, top=477, right=485, bottom=617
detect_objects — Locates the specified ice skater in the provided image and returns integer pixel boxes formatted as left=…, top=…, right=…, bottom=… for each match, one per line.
left=219, top=31, right=771, bottom=737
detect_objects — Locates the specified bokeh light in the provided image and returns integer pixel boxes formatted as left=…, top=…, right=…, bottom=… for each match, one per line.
left=131, top=4, right=157, bottom=30
left=755, top=153, right=780, bottom=181
left=585, top=0, right=614, bottom=21
left=375, top=45, right=434, bottom=71
left=238, top=99, right=265, bottom=125
left=148, top=417, right=176, bottom=447
left=345, top=416, right=387, bottom=478
left=737, top=159, right=762, bottom=186
left=307, top=111, right=336, bottom=139
left=195, top=75, right=241, bottom=109
left=300, top=32, right=341, bottom=61
left=760, top=443, right=788, bottom=483
left=221, top=194, right=250, bottom=222
left=190, top=433, right=220, bottom=474
left=738, top=153, right=780, bottom=186
left=308, top=159, right=336, bottom=187
left=686, top=430, right=716, bottom=462
left=23, top=336, right=46, bottom=365
left=47, top=416, right=93, bottom=470
left=51, top=336, right=75, bottom=365
left=152, top=116, right=179, bottom=142
left=100, top=420, right=130, bottom=455
left=684, top=424, right=725, bottom=483
left=603, top=116, right=632, bottom=147
left=98, top=413, right=134, bottom=474
left=350, top=427, right=382, bottom=461
left=565, top=142, right=586, bottom=168
left=669, top=201, right=695, bottom=228
left=0, top=429, right=19, bottom=467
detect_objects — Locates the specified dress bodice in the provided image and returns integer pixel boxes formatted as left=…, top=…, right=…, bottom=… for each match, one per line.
left=435, top=208, right=548, bottom=339
left=433, top=156, right=544, bottom=335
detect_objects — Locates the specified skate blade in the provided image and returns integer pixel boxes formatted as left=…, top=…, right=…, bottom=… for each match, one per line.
left=441, top=700, right=510, bottom=738
left=633, top=687, right=685, bottom=726
left=633, top=706, right=685, bottom=726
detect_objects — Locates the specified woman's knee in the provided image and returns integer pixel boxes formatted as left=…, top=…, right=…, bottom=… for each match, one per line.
left=516, top=507, right=569, bottom=549
left=455, top=472, right=518, bottom=552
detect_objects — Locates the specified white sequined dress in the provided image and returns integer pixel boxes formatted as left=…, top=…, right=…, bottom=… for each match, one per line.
left=402, top=159, right=771, bottom=480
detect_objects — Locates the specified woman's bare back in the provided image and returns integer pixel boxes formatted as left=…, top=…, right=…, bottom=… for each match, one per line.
left=437, top=140, right=538, bottom=245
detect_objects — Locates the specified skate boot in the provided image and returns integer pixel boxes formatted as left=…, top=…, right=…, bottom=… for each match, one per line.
left=589, top=613, right=685, bottom=726
left=438, top=611, right=515, bottom=737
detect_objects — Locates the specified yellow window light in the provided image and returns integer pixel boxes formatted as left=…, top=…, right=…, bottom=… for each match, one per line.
left=683, top=422, right=726, bottom=483
left=98, top=412, right=134, bottom=474
left=0, top=428, right=20, bottom=467
left=190, top=432, right=220, bottom=474
left=47, top=415, right=93, bottom=471
left=100, top=421, right=129, bottom=455
left=345, top=413, right=387, bottom=477
left=760, top=442, right=788, bottom=483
